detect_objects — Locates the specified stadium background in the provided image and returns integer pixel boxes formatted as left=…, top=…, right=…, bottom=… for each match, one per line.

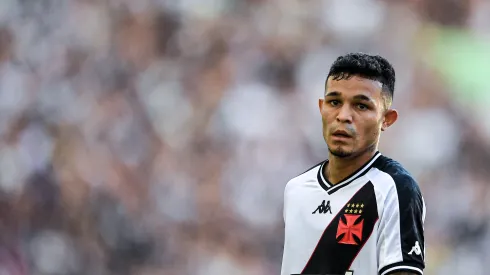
left=0, top=0, right=488, bottom=274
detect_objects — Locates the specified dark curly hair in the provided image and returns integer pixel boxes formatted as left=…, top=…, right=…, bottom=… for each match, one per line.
left=326, top=53, right=396, bottom=106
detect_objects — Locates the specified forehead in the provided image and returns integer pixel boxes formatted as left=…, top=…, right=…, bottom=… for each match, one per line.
left=326, top=75, right=383, bottom=99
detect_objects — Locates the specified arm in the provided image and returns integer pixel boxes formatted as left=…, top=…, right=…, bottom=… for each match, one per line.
left=377, top=174, right=426, bottom=275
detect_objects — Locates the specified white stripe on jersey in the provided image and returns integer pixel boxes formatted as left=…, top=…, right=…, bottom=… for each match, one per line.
left=380, top=265, right=423, bottom=275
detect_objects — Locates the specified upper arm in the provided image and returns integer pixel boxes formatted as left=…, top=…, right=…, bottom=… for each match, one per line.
left=377, top=174, right=426, bottom=275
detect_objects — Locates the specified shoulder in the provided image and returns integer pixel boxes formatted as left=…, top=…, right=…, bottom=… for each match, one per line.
left=284, top=160, right=325, bottom=191
left=372, top=155, right=423, bottom=202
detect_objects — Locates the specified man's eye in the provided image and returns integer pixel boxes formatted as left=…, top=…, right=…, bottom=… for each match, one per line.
left=357, top=104, right=368, bottom=110
left=329, top=100, right=340, bottom=106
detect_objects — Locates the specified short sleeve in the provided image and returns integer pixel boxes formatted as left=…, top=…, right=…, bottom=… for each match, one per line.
left=377, top=175, right=426, bottom=275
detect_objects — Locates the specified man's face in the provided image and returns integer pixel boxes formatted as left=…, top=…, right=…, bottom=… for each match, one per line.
left=319, top=75, right=395, bottom=158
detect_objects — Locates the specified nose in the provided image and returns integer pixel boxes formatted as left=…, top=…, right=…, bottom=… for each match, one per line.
left=336, top=104, right=353, bottom=123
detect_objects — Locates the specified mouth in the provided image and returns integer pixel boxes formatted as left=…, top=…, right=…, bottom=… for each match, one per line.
left=332, top=130, right=352, bottom=138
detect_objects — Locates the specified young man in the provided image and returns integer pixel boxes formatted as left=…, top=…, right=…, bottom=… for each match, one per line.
left=281, top=53, right=426, bottom=275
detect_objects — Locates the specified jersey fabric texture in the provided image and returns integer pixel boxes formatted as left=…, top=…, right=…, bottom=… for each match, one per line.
left=281, top=152, right=426, bottom=275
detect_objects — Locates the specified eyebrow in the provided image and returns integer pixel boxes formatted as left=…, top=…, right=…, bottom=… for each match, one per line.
left=325, top=91, right=341, bottom=97
left=353, top=94, right=374, bottom=103
left=325, top=91, right=374, bottom=102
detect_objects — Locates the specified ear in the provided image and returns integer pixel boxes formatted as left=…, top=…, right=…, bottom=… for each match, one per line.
left=381, top=109, right=398, bottom=131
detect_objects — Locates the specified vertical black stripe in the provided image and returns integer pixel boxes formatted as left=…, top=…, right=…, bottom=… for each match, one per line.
left=301, top=182, right=378, bottom=274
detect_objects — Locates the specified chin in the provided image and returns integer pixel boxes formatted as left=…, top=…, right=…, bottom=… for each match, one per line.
left=328, top=146, right=354, bottom=158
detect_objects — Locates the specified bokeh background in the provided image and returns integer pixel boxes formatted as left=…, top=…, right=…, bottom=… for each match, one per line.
left=0, top=0, right=489, bottom=274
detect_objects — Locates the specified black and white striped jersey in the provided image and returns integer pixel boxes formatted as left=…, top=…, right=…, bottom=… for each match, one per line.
left=281, top=152, right=426, bottom=275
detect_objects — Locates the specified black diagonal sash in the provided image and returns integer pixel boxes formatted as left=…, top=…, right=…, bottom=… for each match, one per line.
left=301, top=182, right=378, bottom=274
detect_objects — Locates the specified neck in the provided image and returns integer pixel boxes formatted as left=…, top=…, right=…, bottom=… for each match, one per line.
left=325, top=148, right=377, bottom=185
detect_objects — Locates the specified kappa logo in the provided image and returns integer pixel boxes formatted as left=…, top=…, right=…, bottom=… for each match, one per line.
left=312, top=200, right=332, bottom=214
left=408, top=241, right=422, bottom=256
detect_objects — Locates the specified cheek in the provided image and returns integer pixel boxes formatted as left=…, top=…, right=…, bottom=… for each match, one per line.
left=321, top=110, right=332, bottom=126
left=358, top=119, right=381, bottom=142
left=320, top=107, right=329, bottom=119
left=322, top=116, right=330, bottom=131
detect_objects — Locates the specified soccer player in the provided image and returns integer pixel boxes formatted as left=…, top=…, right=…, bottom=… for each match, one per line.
left=281, top=53, right=426, bottom=275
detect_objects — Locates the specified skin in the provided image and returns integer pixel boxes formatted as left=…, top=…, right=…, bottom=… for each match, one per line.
left=319, top=75, right=398, bottom=184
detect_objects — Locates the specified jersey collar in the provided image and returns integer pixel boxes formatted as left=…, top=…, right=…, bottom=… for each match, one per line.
left=317, top=151, right=381, bottom=195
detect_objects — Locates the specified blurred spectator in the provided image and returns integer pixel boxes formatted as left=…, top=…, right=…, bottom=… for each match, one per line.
left=0, top=0, right=487, bottom=274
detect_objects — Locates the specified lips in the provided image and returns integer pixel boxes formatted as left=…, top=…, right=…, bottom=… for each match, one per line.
left=332, top=130, right=352, bottom=138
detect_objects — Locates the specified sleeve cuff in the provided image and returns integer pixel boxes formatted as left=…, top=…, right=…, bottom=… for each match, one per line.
left=379, top=261, right=423, bottom=275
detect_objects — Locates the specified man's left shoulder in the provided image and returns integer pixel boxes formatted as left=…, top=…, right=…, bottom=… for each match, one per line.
left=372, top=155, right=422, bottom=197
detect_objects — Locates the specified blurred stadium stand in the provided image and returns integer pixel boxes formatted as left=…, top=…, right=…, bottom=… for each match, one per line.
left=0, top=0, right=488, bottom=274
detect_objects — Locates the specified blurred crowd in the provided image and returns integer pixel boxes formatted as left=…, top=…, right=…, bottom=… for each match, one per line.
left=0, top=0, right=489, bottom=274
